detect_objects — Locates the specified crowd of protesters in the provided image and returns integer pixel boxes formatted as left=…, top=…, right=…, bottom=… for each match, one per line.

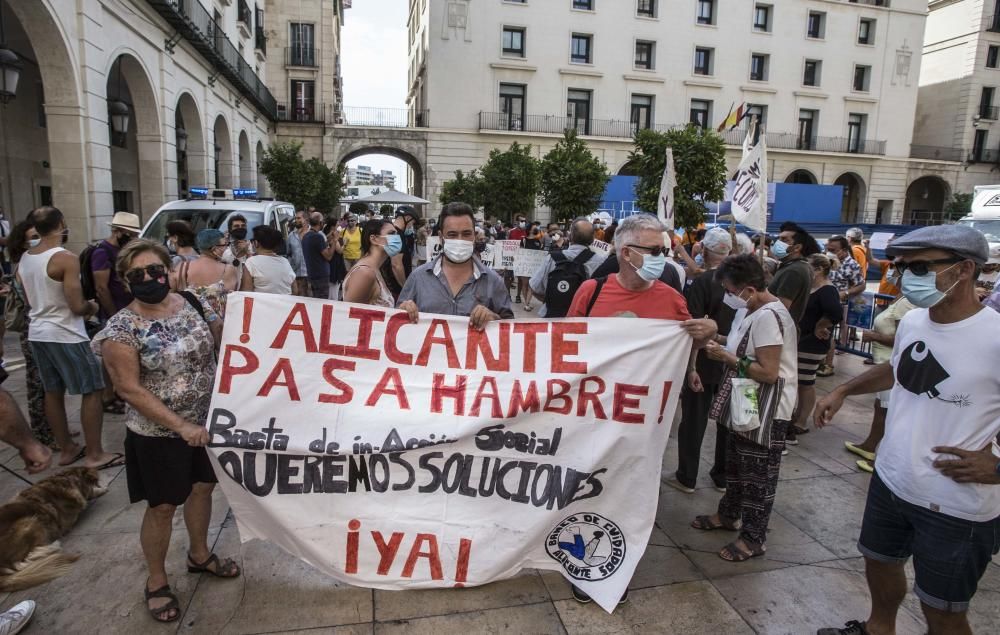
left=0, top=200, right=998, bottom=635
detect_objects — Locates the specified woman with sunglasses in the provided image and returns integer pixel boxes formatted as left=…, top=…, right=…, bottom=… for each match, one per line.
left=342, top=219, right=399, bottom=307
left=172, top=228, right=239, bottom=318
left=93, top=239, right=239, bottom=623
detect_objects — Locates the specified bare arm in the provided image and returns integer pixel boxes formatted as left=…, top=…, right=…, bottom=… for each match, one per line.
left=93, top=268, right=116, bottom=317
left=342, top=266, right=375, bottom=303
left=240, top=266, right=254, bottom=292
left=54, top=252, right=96, bottom=317
left=847, top=281, right=866, bottom=297
left=390, top=253, right=406, bottom=286
left=814, top=362, right=895, bottom=427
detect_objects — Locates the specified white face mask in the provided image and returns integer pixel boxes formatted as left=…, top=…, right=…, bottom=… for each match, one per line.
left=443, top=239, right=474, bottom=263
left=723, top=290, right=749, bottom=310
left=980, top=269, right=999, bottom=284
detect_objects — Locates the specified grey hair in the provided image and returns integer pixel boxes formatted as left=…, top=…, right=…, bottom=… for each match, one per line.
left=614, top=214, right=666, bottom=251
left=846, top=227, right=863, bottom=241
left=732, top=232, right=755, bottom=255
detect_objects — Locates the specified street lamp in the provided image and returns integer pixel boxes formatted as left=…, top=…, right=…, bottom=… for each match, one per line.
left=108, top=99, right=129, bottom=135
left=0, top=48, right=21, bottom=105
left=176, top=126, right=187, bottom=153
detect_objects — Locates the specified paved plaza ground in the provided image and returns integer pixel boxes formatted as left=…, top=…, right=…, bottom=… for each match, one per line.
left=1, top=308, right=998, bottom=634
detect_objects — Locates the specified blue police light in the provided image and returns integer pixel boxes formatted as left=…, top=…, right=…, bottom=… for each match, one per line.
left=233, top=188, right=258, bottom=199
left=189, top=187, right=209, bottom=199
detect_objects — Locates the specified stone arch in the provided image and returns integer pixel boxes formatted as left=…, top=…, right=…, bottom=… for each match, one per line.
left=213, top=114, right=234, bottom=189
left=330, top=129, right=429, bottom=201
left=175, top=91, right=206, bottom=196
left=834, top=172, right=867, bottom=224
left=256, top=140, right=268, bottom=194
left=616, top=160, right=640, bottom=176
left=106, top=52, right=164, bottom=220
left=903, top=176, right=951, bottom=226
left=784, top=169, right=818, bottom=185
left=238, top=130, right=252, bottom=188
left=340, top=146, right=425, bottom=198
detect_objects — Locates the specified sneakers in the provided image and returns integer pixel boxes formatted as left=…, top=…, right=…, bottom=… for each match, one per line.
left=856, top=459, right=873, bottom=474
left=571, top=585, right=630, bottom=605
left=665, top=477, right=695, bottom=494
left=817, top=620, right=870, bottom=635
left=0, top=600, right=36, bottom=635
left=816, top=364, right=835, bottom=377
left=844, top=442, right=876, bottom=462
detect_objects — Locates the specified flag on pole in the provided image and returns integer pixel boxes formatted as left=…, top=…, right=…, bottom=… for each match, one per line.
left=657, top=147, right=677, bottom=231
left=716, top=102, right=749, bottom=132
left=730, top=121, right=768, bottom=233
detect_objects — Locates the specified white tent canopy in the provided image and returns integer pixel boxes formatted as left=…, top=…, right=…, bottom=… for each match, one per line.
left=353, top=189, right=430, bottom=205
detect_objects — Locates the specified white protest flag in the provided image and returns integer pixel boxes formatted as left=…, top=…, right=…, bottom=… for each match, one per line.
left=206, top=293, right=692, bottom=613
left=656, top=147, right=677, bottom=231
left=730, top=123, right=768, bottom=233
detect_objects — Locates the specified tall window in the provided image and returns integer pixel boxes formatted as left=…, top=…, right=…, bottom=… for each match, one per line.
left=637, top=0, right=656, bottom=17
left=289, top=23, right=315, bottom=66
left=746, top=104, right=766, bottom=142
left=631, top=94, right=653, bottom=133
left=981, top=86, right=997, bottom=119
left=847, top=113, right=866, bottom=153
left=573, top=0, right=593, bottom=9
left=697, top=0, right=714, bottom=25
left=571, top=34, right=592, bottom=63
left=798, top=109, right=817, bottom=150
left=635, top=40, right=655, bottom=69
left=499, top=83, right=526, bottom=130
left=502, top=26, right=525, bottom=57
left=690, top=99, right=711, bottom=129
left=291, top=79, right=315, bottom=121
left=989, top=45, right=1000, bottom=69
left=853, top=65, right=871, bottom=92
left=753, top=4, right=771, bottom=32
left=566, top=89, right=592, bottom=135
left=858, top=18, right=875, bottom=45
left=694, top=47, right=713, bottom=75
left=807, top=11, right=825, bottom=39
left=803, top=59, right=821, bottom=86
left=973, top=129, right=988, bottom=162
left=750, top=53, right=769, bottom=81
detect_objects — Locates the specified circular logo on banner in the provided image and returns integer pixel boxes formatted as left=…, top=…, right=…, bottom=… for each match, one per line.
left=556, top=280, right=571, bottom=293
left=545, top=513, right=626, bottom=580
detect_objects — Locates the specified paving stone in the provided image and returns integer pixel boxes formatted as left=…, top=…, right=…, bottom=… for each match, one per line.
left=540, top=545, right=703, bottom=601
left=375, top=602, right=564, bottom=635
left=553, top=581, right=753, bottom=635
left=837, top=471, right=873, bottom=493
left=775, top=452, right=834, bottom=481
left=772, top=475, right=867, bottom=558
left=267, top=625, right=374, bottom=635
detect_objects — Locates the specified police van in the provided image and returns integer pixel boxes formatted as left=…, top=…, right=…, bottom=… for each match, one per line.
left=139, top=188, right=296, bottom=247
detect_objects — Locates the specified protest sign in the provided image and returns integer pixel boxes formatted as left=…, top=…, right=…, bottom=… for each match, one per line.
left=590, top=240, right=611, bottom=255
left=207, top=293, right=691, bottom=612
left=869, top=232, right=893, bottom=252
left=846, top=291, right=876, bottom=330
left=426, top=236, right=443, bottom=259
left=496, top=240, right=519, bottom=270
left=479, top=241, right=496, bottom=268
left=513, top=248, right=548, bottom=277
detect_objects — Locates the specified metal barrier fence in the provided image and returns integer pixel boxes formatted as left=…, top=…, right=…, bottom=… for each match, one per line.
left=833, top=292, right=897, bottom=359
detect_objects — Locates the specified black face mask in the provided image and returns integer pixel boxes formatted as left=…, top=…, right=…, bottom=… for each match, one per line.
left=117, top=233, right=132, bottom=248
left=230, top=228, right=248, bottom=240
left=130, top=278, right=170, bottom=304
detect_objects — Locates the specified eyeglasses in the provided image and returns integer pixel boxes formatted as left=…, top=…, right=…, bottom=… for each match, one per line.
left=627, top=244, right=669, bottom=257
left=215, top=242, right=230, bottom=249
left=893, top=258, right=962, bottom=277
left=124, top=264, right=167, bottom=285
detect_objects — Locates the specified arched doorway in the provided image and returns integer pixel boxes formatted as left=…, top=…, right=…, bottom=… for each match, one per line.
left=106, top=52, right=164, bottom=221
left=256, top=140, right=267, bottom=194
left=175, top=92, right=205, bottom=197
left=213, top=115, right=233, bottom=189
left=616, top=160, right=640, bottom=176
left=834, top=172, right=867, bottom=224
left=784, top=169, right=818, bottom=184
left=238, top=130, right=252, bottom=188
left=339, top=146, right=424, bottom=198
left=904, top=176, right=950, bottom=226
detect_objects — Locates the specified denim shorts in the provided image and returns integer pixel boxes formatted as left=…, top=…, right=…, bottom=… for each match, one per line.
left=858, top=471, right=1000, bottom=612
left=29, top=340, right=105, bottom=395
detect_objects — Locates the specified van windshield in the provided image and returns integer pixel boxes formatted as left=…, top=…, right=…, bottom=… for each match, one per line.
left=142, top=209, right=265, bottom=244
left=958, top=218, right=1000, bottom=243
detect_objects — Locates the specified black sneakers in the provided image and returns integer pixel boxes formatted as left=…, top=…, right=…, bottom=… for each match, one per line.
left=570, top=585, right=630, bottom=605
left=817, top=620, right=870, bottom=635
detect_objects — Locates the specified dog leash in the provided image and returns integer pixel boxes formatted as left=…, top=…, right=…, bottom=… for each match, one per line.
left=0, top=461, right=35, bottom=486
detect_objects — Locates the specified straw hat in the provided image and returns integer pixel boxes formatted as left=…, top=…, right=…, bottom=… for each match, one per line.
left=109, top=211, right=141, bottom=233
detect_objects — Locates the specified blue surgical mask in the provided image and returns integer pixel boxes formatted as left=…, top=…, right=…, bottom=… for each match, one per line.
left=28, top=238, right=41, bottom=248
left=694, top=253, right=705, bottom=267
left=404, top=226, right=415, bottom=236
left=382, top=234, right=403, bottom=257
left=901, top=265, right=959, bottom=308
left=771, top=240, right=789, bottom=259
left=629, top=250, right=666, bottom=282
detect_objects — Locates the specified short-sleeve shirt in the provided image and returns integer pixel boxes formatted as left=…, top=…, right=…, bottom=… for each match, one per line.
left=877, top=261, right=900, bottom=297
left=397, top=255, right=515, bottom=319
left=528, top=244, right=606, bottom=317
left=767, top=258, right=812, bottom=323
left=91, top=240, right=132, bottom=317
left=340, top=227, right=363, bottom=260
left=851, top=244, right=868, bottom=280
left=567, top=275, right=692, bottom=320
left=831, top=255, right=864, bottom=293
left=685, top=268, right=736, bottom=385
left=286, top=231, right=308, bottom=277
left=870, top=296, right=915, bottom=364
left=727, top=301, right=798, bottom=420
left=798, top=285, right=844, bottom=354
left=245, top=254, right=296, bottom=295
left=92, top=300, right=218, bottom=438
left=301, top=230, right=330, bottom=281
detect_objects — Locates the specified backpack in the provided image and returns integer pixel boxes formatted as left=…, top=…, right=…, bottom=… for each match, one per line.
left=544, top=249, right=595, bottom=318
left=78, top=242, right=107, bottom=301
left=585, top=276, right=608, bottom=317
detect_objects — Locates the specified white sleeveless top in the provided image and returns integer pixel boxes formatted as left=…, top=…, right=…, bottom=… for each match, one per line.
left=19, top=247, right=89, bottom=343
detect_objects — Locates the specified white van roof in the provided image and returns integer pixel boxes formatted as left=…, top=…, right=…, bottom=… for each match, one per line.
left=971, top=186, right=1000, bottom=220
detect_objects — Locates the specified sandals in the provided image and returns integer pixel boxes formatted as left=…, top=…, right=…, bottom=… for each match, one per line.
left=718, top=540, right=766, bottom=562
left=144, top=582, right=180, bottom=623
left=691, top=514, right=742, bottom=531
left=95, top=452, right=126, bottom=470
left=187, top=552, right=241, bottom=578
left=102, top=398, right=126, bottom=415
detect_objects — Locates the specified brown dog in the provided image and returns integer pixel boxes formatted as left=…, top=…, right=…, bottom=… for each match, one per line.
left=0, top=466, right=107, bottom=591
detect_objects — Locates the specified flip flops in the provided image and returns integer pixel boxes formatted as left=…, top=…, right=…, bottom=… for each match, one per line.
left=95, top=452, right=125, bottom=470
left=718, top=540, right=766, bottom=562
left=58, top=446, right=87, bottom=467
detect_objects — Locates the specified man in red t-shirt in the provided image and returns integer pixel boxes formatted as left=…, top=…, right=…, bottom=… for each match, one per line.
left=507, top=215, right=527, bottom=242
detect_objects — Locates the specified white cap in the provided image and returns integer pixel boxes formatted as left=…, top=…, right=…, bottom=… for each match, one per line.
left=702, top=227, right=733, bottom=255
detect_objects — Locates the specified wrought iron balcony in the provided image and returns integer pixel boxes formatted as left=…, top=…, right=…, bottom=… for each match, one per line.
left=910, top=145, right=964, bottom=162
left=979, top=104, right=999, bottom=120
left=988, top=14, right=1000, bottom=33
left=969, top=147, right=1000, bottom=164
left=255, top=26, right=267, bottom=54
left=276, top=102, right=328, bottom=124
left=478, top=111, right=675, bottom=138
left=718, top=127, right=887, bottom=155
left=285, top=47, right=318, bottom=67
left=146, top=0, right=277, bottom=120
left=237, top=0, right=252, bottom=27
left=338, top=107, right=429, bottom=128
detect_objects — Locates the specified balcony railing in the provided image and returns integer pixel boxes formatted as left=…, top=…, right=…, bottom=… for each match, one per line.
left=910, top=145, right=964, bottom=162
left=988, top=14, right=1000, bottom=33
left=969, top=147, right=1000, bottom=164
left=285, top=47, right=318, bottom=67
left=761, top=132, right=886, bottom=155
left=146, top=0, right=277, bottom=120
left=338, top=107, right=429, bottom=128
left=980, top=104, right=999, bottom=120
left=478, top=111, right=677, bottom=137
left=277, top=103, right=328, bottom=124
left=848, top=0, right=888, bottom=6
left=255, top=26, right=267, bottom=54
left=237, top=0, right=252, bottom=27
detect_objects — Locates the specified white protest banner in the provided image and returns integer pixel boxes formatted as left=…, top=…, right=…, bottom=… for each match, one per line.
left=513, top=248, right=548, bottom=277
left=869, top=232, right=894, bottom=252
left=426, top=236, right=443, bottom=259
left=730, top=124, right=768, bottom=233
left=496, top=240, right=520, bottom=270
left=657, top=147, right=677, bottom=231
left=207, top=293, right=691, bottom=613
left=591, top=240, right=612, bottom=255
left=478, top=241, right=496, bottom=268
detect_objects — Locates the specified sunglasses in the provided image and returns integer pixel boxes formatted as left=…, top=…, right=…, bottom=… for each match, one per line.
left=627, top=244, right=669, bottom=257
left=125, top=264, right=167, bottom=285
left=893, top=258, right=962, bottom=277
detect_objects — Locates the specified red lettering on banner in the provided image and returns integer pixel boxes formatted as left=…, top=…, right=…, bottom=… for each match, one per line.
left=384, top=313, right=414, bottom=365
left=464, top=323, right=511, bottom=372
left=319, top=358, right=356, bottom=404
left=365, top=367, right=411, bottom=409
left=318, top=305, right=346, bottom=355
left=577, top=376, right=608, bottom=420
left=270, top=303, right=318, bottom=352
left=345, top=519, right=361, bottom=574
left=218, top=344, right=259, bottom=394
left=507, top=379, right=541, bottom=418
left=543, top=379, right=573, bottom=415
left=416, top=319, right=460, bottom=368
left=453, top=538, right=472, bottom=586
left=551, top=323, right=588, bottom=374
left=431, top=373, right=467, bottom=415
left=657, top=381, right=674, bottom=424
left=401, top=533, right=444, bottom=580
left=512, top=323, right=548, bottom=372
left=345, top=307, right=386, bottom=360
left=469, top=376, right=503, bottom=418
left=371, top=531, right=405, bottom=575
left=257, top=358, right=300, bottom=401
left=613, top=383, right=649, bottom=424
